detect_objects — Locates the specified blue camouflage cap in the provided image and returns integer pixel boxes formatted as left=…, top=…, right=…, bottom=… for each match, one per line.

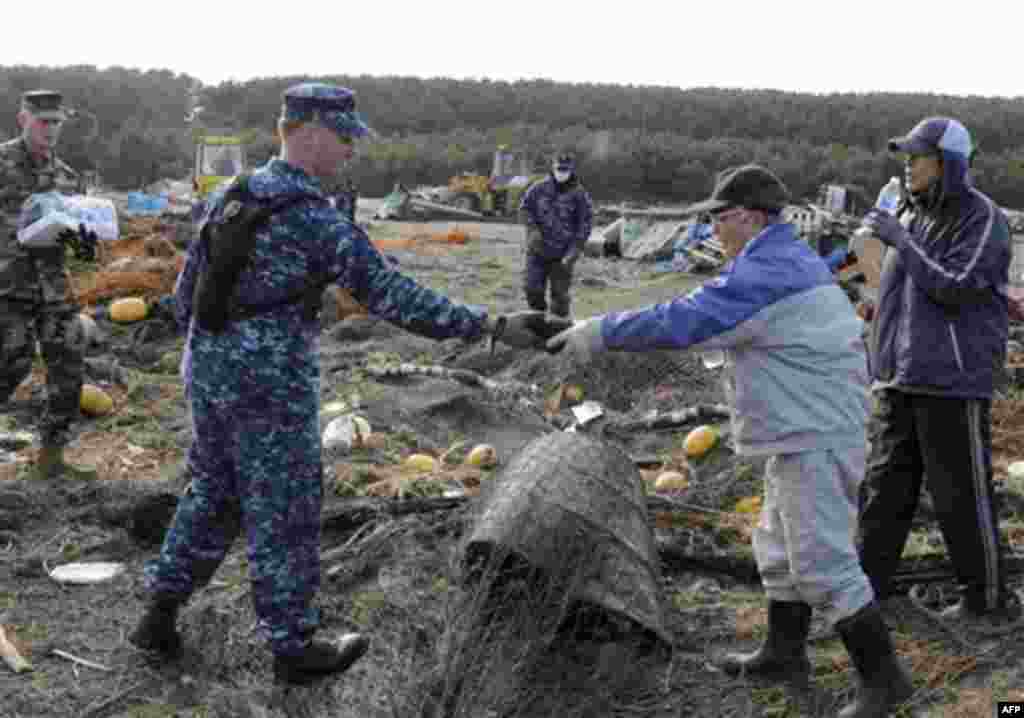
left=888, top=117, right=973, bottom=160
left=281, top=83, right=371, bottom=138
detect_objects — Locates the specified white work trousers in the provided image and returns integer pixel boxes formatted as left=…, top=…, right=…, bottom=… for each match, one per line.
left=753, top=448, right=875, bottom=627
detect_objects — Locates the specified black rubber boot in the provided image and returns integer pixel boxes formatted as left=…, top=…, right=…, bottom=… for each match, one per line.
left=836, top=602, right=914, bottom=718
left=128, top=597, right=183, bottom=658
left=273, top=633, right=369, bottom=685
left=717, top=600, right=812, bottom=684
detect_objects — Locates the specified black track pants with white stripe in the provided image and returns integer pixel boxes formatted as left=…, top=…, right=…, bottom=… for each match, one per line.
left=858, top=389, right=1006, bottom=612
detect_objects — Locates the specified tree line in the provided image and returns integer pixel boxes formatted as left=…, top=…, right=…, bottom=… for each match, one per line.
left=3, top=64, right=1024, bottom=207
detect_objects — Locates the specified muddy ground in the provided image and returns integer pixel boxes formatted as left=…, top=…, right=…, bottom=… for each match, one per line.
left=1, top=210, right=1023, bottom=718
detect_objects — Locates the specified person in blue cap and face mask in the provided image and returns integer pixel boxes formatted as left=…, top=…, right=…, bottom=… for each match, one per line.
left=129, top=83, right=559, bottom=685
left=856, top=117, right=1021, bottom=639
left=518, top=151, right=593, bottom=318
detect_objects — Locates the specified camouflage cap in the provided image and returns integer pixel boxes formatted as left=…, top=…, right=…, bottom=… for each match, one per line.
left=21, top=90, right=66, bottom=120
left=281, top=83, right=370, bottom=138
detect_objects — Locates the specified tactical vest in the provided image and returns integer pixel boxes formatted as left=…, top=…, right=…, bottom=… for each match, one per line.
left=192, top=174, right=327, bottom=333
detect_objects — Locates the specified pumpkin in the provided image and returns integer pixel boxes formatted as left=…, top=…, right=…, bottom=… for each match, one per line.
left=80, top=384, right=114, bottom=416
left=1008, top=461, right=1024, bottom=482
left=466, top=444, right=498, bottom=468
left=109, top=297, right=148, bottom=323
left=654, top=471, right=689, bottom=493
left=404, top=453, right=439, bottom=473
left=564, top=385, right=584, bottom=403
left=683, top=425, right=719, bottom=459
left=734, top=496, right=763, bottom=514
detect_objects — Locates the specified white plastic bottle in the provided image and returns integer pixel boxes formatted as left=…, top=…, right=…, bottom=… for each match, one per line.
left=854, top=177, right=902, bottom=245
left=875, top=176, right=902, bottom=215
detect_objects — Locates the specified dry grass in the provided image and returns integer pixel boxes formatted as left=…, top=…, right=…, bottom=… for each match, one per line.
left=992, top=394, right=1024, bottom=469
left=933, top=685, right=1024, bottom=717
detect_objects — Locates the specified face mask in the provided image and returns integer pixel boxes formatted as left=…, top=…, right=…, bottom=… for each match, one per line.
left=553, top=170, right=571, bottom=183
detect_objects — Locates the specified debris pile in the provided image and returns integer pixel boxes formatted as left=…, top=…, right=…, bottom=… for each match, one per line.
left=73, top=216, right=187, bottom=307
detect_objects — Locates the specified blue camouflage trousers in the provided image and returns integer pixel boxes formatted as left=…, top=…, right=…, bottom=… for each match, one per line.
left=523, top=250, right=573, bottom=317
left=143, top=382, right=323, bottom=657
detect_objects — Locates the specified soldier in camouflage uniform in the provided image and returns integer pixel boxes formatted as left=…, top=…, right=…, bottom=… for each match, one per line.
left=0, top=90, right=96, bottom=480
left=130, top=83, right=559, bottom=685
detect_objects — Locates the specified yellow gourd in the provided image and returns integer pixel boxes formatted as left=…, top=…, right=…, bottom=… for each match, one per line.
left=109, top=297, right=148, bottom=323
left=80, top=384, right=114, bottom=416
left=734, top=496, right=763, bottom=514
left=683, top=425, right=719, bottom=459
left=404, top=454, right=439, bottom=473
left=654, top=471, right=689, bottom=493
left=466, top=444, right=498, bottom=468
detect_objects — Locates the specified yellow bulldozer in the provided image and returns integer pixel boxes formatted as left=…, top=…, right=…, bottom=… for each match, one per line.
left=446, top=146, right=545, bottom=218
left=192, top=131, right=248, bottom=200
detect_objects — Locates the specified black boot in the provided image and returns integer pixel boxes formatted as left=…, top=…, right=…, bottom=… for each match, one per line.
left=836, top=602, right=914, bottom=718
left=128, top=597, right=183, bottom=658
left=717, top=600, right=812, bottom=683
left=273, top=633, right=369, bottom=685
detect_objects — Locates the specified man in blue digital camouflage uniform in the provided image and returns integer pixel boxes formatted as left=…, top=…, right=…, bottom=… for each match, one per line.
left=519, top=152, right=593, bottom=318
left=130, top=83, right=558, bottom=685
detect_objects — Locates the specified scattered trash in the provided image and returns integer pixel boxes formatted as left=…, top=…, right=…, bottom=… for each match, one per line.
left=322, top=414, right=372, bottom=453
left=17, top=192, right=120, bottom=247
left=125, top=192, right=169, bottom=217
left=568, top=401, right=604, bottom=432
left=48, top=561, right=125, bottom=585
left=51, top=648, right=111, bottom=672
left=0, top=624, right=32, bottom=674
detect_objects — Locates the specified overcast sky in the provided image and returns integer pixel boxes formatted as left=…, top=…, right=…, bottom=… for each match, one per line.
left=6, top=0, right=1020, bottom=98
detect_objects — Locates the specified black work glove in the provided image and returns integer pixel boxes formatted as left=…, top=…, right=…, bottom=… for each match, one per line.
left=75, top=223, right=98, bottom=262
left=56, top=223, right=97, bottom=261
left=488, top=311, right=574, bottom=350
left=55, top=227, right=80, bottom=254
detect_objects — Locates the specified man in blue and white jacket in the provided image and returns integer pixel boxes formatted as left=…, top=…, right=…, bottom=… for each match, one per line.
left=548, top=164, right=913, bottom=718
left=856, top=117, right=1019, bottom=635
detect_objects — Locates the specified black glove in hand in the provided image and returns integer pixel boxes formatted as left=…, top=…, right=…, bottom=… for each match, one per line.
left=55, top=228, right=79, bottom=252
left=491, top=311, right=574, bottom=350
left=75, top=223, right=98, bottom=262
